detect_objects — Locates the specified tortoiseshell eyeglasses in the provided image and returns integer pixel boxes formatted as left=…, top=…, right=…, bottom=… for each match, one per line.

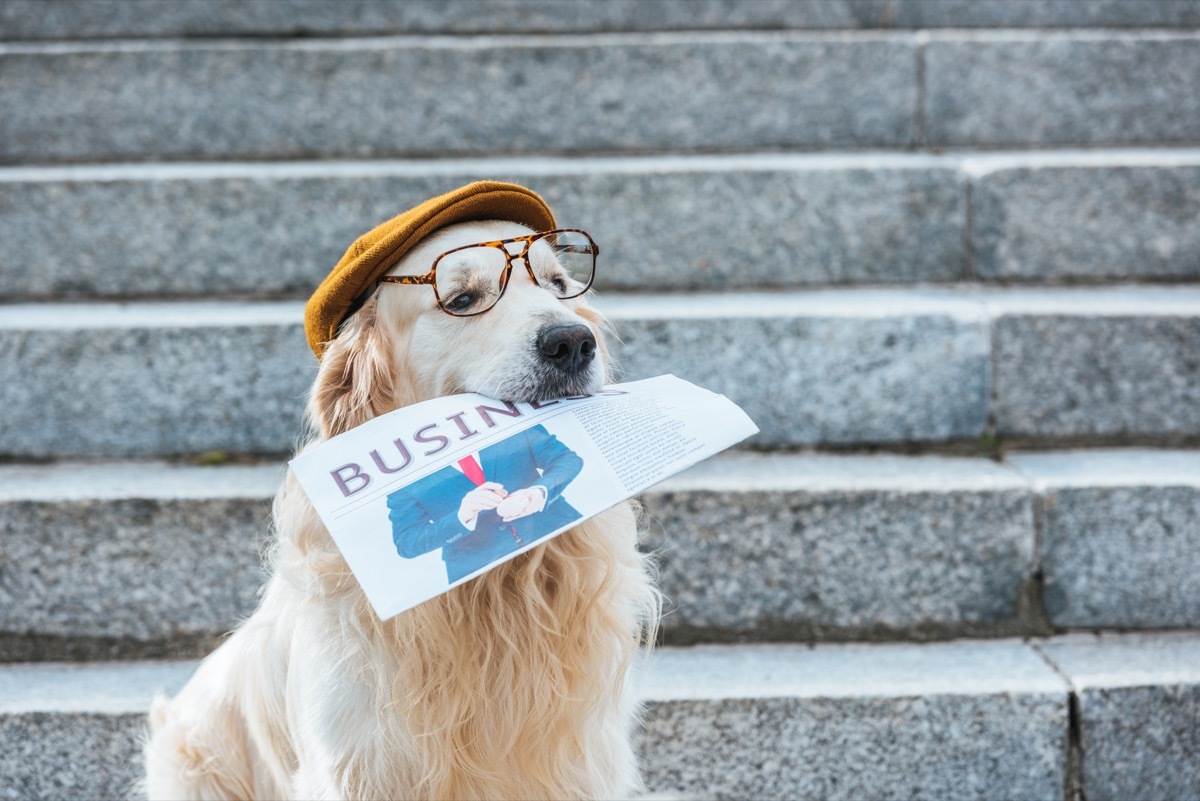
left=376, top=228, right=599, bottom=317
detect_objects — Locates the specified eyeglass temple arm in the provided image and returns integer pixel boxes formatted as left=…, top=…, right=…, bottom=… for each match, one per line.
left=377, top=274, right=433, bottom=286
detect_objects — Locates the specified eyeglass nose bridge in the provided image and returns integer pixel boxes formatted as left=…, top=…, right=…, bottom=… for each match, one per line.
left=498, top=235, right=545, bottom=287
left=501, top=237, right=533, bottom=257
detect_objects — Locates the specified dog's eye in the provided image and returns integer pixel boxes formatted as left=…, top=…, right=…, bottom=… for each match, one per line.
left=536, top=270, right=571, bottom=297
left=443, top=292, right=476, bottom=313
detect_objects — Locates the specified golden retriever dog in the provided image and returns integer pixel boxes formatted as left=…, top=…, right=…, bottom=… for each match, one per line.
left=143, top=218, right=660, bottom=800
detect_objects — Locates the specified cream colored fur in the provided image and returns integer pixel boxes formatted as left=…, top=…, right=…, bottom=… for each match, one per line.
left=143, top=221, right=660, bottom=800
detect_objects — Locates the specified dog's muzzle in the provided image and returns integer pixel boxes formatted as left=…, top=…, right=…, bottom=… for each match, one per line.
left=537, top=324, right=596, bottom=375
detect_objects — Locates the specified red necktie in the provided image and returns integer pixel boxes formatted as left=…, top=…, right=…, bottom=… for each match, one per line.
left=458, top=455, right=485, bottom=486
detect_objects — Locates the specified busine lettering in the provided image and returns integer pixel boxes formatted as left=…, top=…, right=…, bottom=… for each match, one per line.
left=332, top=463, right=371, bottom=497
left=446, top=411, right=480, bottom=439
left=327, top=400, right=558, bottom=496
left=413, top=423, right=451, bottom=456
left=475, top=401, right=522, bottom=428
left=370, top=439, right=413, bottom=474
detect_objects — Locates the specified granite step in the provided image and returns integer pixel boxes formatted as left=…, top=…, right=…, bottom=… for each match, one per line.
left=5, top=150, right=1200, bottom=302
left=3, top=450, right=1198, bottom=661
left=6, top=0, right=1200, bottom=40
left=4, top=633, right=1199, bottom=801
left=4, top=286, right=1200, bottom=458
left=3, top=30, right=1199, bottom=163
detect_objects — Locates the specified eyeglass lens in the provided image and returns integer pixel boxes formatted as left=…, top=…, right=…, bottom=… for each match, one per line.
left=433, top=231, right=595, bottom=316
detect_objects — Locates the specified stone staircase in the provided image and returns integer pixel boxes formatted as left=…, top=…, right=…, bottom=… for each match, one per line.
left=2, top=2, right=1199, bottom=799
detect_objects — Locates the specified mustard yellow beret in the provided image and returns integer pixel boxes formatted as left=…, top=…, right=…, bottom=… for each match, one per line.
left=305, top=180, right=557, bottom=358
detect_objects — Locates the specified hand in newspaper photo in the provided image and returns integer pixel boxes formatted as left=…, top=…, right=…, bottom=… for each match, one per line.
left=456, top=481, right=507, bottom=527
left=496, top=486, right=547, bottom=522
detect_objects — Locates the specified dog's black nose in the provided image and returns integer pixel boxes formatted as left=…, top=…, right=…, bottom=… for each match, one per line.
left=537, top=324, right=596, bottom=374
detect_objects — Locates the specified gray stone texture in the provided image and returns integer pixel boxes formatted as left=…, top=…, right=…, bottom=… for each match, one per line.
left=0, top=660, right=195, bottom=801
left=895, top=0, right=1200, bottom=28
left=14, top=154, right=1200, bottom=300
left=0, top=304, right=313, bottom=458
left=609, top=291, right=991, bottom=446
left=0, top=1, right=892, bottom=38
left=0, top=463, right=280, bottom=654
left=641, top=453, right=1035, bottom=639
left=6, top=288, right=1200, bottom=458
left=1039, top=633, right=1200, bottom=801
left=0, top=159, right=966, bottom=301
left=1011, top=450, right=1200, bottom=628
left=0, top=454, right=1040, bottom=654
left=0, top=291, right=993, bottom=457
left=0, top=712, right=145, bottom=801
left=926, top=33, right=1200, bottom=147
left=972, top=163, right=1200, bottom=283
left=3, top=449, right=1193, bottom=655
left=642, top=694, right=1065, bottom=800
left=5, top=0, right=1197, bottom=39
left=0, top=642, right=1071, bottom=801
left=0, top=34, right=916, bottom=163
left=989, top=290, right=1200, bottom=441
left=638, top=641, right=1068, bottom=801
left=8, top=30, right=1198, bottom=161
left=1073, top=684, right=1200, bottom=801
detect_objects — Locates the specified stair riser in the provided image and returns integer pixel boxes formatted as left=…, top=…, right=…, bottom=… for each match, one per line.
left=0, top=712, right=145, bottom=801
left=1036, top=485, right=1200, bottom=628
left=0, top=695, right=1069, bottom=801
left=6, top=290, right=1200, bottom=456
left=927, top=35, right=1200, bottom=147
left=994, top=314, right=1200, bottom=439
left=0, top=35, right=917, bottom=163
left=0, top=302, right=995, bottom=456
left=615, top=310, right=991, bottom=446
left=8, top=634, right=1199, bottom=801
left=640, top=693, right=1066, bottom=801
left=971, top=163, right=1200, bottom=283
left=5, top=452, right=1198, bottom=658
left=4, top=33, right=1200, bottom=162
left=0, top=497, right=268, bottom=657
left=7, top=0, right=1200, bottom=40
left=6, top=0, right=1200, bottom=40
left=642, top=485, right=1037, bottom=642
left=8, top=159, right=1199, bottom=301
left=0, top=163, right=966, bottom=299
left=0, top=481, right=1036, bottom=657
left=0, top=321, right=314, bottom=457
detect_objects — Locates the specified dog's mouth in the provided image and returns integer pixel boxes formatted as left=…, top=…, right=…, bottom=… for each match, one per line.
left=467, top=363, right=603, bottom=405
left=462, top=322, right=604, bottom=402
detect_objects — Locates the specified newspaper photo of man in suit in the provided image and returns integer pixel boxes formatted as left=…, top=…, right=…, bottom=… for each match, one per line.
left=385, top=424, right=584, bottom=584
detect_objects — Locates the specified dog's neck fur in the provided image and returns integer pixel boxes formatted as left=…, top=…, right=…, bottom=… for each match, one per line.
left=271, top=300, right=658, bottom=800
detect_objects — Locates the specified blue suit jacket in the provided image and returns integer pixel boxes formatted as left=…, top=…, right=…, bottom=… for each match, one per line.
left=386, top=425, right=584, bottom=584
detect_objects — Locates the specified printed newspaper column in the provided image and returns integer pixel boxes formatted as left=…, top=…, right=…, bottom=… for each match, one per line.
left=290, top=374, right=757, bottom=618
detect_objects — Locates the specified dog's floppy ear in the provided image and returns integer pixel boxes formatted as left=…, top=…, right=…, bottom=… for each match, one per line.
left=308, top=295, right=399, bottom=439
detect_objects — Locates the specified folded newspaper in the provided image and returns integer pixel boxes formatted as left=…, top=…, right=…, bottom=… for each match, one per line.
left=290, top=374, right=758, bottom=619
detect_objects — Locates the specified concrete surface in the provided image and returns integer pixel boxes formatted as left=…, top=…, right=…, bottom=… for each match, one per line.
left=0, top=638, right=1073, bottom=801
left=0, top=33, right=917, bottom=162
left=1012, top=450, right=1200, bottom=628
left=1038, top=632, right=1200, bottom=801
left=643, top=453, right=1034, bottom=639
left=0, top=155, right=967, bottom=300
left=926, top=32, right=1200, bottom=147
left=5, top=0, right=1199, bottom=39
